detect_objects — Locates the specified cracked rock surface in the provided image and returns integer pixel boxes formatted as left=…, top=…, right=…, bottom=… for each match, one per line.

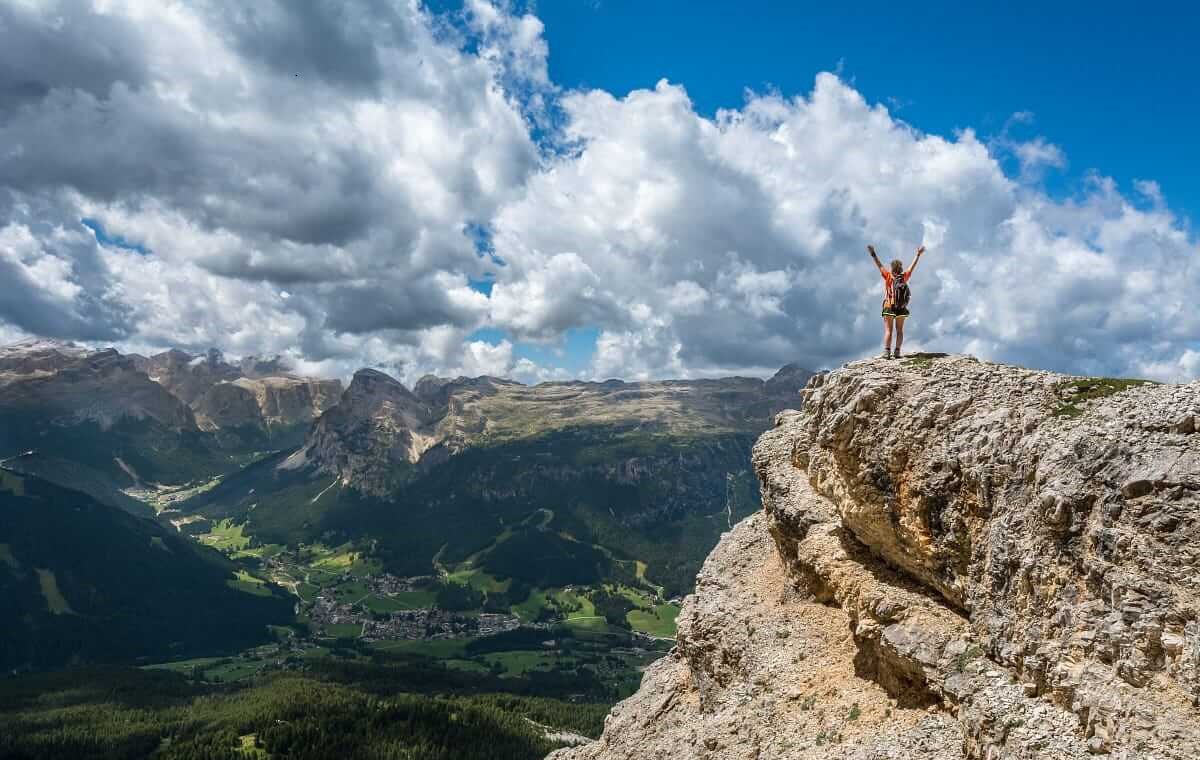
left=550, top=355, right=1200, bottom=759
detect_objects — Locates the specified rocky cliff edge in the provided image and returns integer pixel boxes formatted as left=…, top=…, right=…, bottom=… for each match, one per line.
left=551, top=354, right=1200, bottom=759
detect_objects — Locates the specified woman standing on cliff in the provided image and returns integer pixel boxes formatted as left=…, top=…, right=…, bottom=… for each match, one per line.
left=868, top=244, right=924, bottom=359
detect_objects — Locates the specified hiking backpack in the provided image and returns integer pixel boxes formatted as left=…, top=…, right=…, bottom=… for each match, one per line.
left=892, top=277, right=911, bottom=309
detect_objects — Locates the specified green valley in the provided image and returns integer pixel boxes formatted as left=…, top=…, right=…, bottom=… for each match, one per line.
left=0, top=340, right=811, bottom=759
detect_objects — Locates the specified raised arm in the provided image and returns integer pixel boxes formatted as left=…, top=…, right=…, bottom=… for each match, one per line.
left=906, top=246, right=925, bottom=278
left=867, top=245, right=885, bottom=274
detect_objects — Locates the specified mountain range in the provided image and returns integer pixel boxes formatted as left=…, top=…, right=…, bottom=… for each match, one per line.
left=0, top=338, right=812, bottom=670
left=0, top=341, right=342, bottom=511
left=132, top=347, right=342, bottom=446
left=7, top=344, right=1191, bottom=758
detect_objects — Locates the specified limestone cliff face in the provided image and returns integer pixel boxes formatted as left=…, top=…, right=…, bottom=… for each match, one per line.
left=291, top=368, right=442, bottom=493
left=195, top=376, right=343, bottom=432
left=0, top=341, right=196, bottom=430
left=552, top=355, right=1199, bottom=760
left=134, top=348, right=342, bottom=433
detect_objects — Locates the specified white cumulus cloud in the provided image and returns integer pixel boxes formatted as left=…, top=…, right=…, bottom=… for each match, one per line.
left=486, top=73, right=1199, bottom=379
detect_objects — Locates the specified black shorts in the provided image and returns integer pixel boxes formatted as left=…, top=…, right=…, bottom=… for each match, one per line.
left=882, top=305, right=909, bottom=318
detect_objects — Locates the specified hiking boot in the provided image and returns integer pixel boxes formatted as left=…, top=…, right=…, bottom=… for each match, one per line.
left=881, top=349, right=892, bottom=360
left=893, top=348, right=902, bottom=359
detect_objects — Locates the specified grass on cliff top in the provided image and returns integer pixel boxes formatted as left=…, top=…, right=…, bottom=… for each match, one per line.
left=901, top=352, right=950, bottom=369
left=1053, top=377, right=1157, bottom=418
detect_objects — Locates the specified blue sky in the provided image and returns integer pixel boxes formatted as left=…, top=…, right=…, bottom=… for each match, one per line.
left=528, top=1, right=1199, bottom=223
left=81, top=218, right=149, bottom=256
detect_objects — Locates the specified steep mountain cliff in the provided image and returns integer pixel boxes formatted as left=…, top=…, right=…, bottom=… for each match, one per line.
left=133, top=347, right=342, bottom=447
left=0, top=341, right=232, bottom=502
left=553, top=355, right=1199, bottom=759
left=0, top=341, right=196, bottom=430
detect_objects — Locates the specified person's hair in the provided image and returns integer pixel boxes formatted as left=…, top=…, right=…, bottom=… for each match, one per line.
left=890, top=259, right=903, bottom=275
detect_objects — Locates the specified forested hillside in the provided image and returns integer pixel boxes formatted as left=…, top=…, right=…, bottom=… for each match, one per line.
left=0, top=472, right=292, bottom=671
left=0, top=667, right=601, bottom=760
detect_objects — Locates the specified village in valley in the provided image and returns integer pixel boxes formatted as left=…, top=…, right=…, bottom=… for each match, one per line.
left=309, top=586, right=523, bottom=641
left=136, top=511, right=676, bottom=689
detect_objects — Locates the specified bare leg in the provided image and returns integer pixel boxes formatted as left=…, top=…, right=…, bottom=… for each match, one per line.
left=895, top=317, right=905, bottom=355
left=882, top=316, right=894, bottom=355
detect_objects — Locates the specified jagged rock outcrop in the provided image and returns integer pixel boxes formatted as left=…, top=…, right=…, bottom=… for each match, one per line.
left=0, top=340, right=196, bottom=430
left=287, top=368, right=442, bottom=494
left=134, top=348, right=341, bottom=434
left=552, top=355, right=1199, bottom=760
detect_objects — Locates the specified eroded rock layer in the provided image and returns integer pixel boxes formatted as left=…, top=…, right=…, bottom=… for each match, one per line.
left=0, top=341, right=196, bottom=430
left=552, top=355, right=1200, bottom=760
left=133, top=347, right=342, bottom=433
left=551, top=513, right=970, bottom=759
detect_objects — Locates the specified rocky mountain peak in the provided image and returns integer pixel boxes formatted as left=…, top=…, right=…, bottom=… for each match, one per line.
left=0, top=340, right=196, bottom=431
left=291, top=368, right=441, bottom=492
left=340, top=368, right=436, bottom=427
left=134, top=347, right=341, bottom=434
left=555, top=355, right=1199, bottom=759
left=411, top=374, right=447, bottom=403
left=348, top=367, right=412, bottom=393
left=771, top=361, right=805, bottom=376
